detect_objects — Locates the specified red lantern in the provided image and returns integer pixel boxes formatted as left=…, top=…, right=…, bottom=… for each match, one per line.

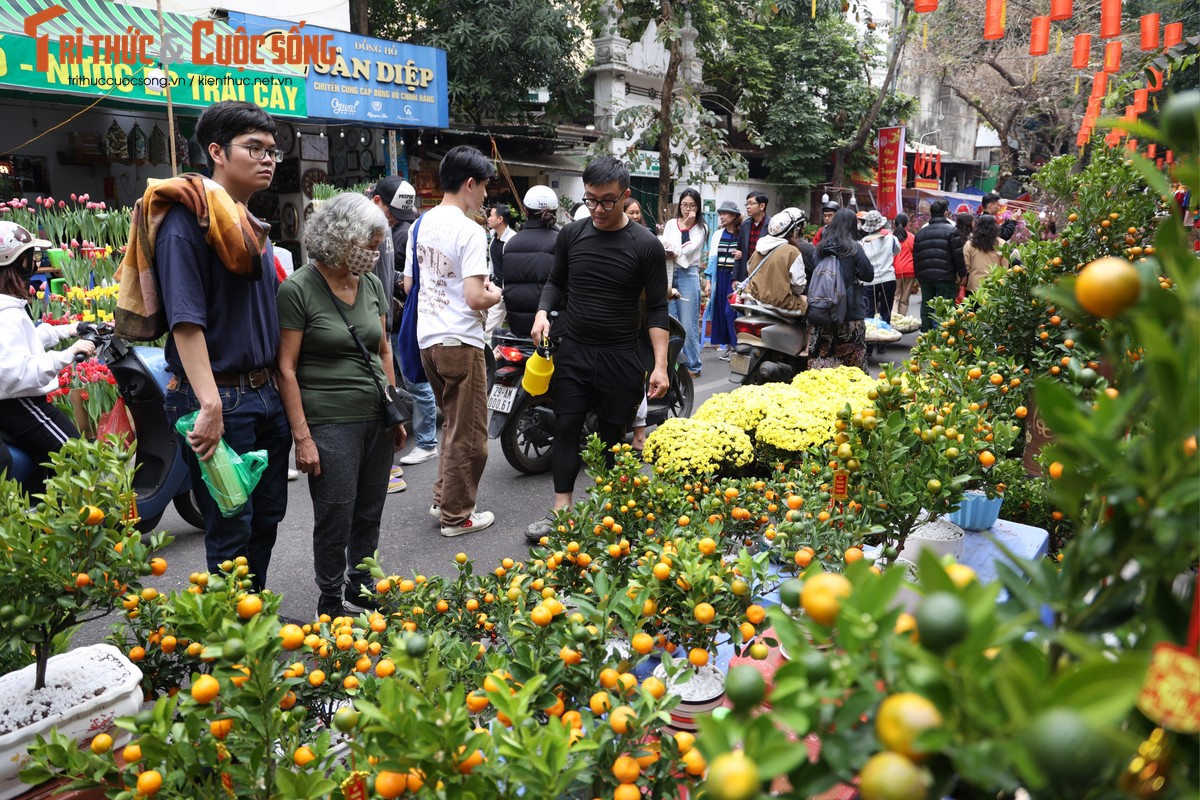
left=1076, top=132, right=1089, bottom=148
left=1086, top=97, right=1101, bottom=118
left=1050, top=0, right=1072, bottom=21
left=1091, top=71, right=1109, bottom=98
left=1147, top=143, right=1157, bottom=158
left=984, top=0, right=1006, bottom=40
left=1103, top=41, right=1122, bottom=73
left=1030, top=16, right=1051, bottom=56
left=1100, top=0, right=1122, bottom=39
left=1140, top=13, right=1159, bottom=50
left=1072, top=33, right=1092, bottom=69
left=1165, top=150, right=1174, bottom=164
left=1156, top=157, right=1164, bottom=169
left=1124, top=105, right=1137, bottom=123
left=914, top=0, right=938, bottom=11
left=1133, top=88, right=1148, bottom=113
left=1125, top=139, right=1138, bottom=153
left=1164, top=22, right=1183, bottom=48
left=1146, top=66, right=1164, bottom=92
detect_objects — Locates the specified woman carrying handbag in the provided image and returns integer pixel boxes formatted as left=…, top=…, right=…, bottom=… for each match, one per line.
left=277, top=193, right=408, bottom=620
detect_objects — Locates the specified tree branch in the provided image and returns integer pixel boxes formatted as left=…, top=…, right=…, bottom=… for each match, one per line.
left=830, top=0, right=912, bottom=186
left=984, top=58, right=1024, bottom=90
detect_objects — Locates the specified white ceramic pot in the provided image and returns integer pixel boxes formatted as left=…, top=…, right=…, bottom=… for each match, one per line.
left=899, top=517, right=965, bottom=562
left=891, top=557, right=923, bottom=614
left=652, top=662, right=726, bottom=704
left=0, top=644, right=142, bottom=800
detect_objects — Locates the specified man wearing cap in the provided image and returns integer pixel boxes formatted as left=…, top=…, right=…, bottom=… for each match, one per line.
left=0, top=222, right=99, bottom=488
left=705, top=199, right=742, bottom=359
left=501, top=185, right=561, bottom=339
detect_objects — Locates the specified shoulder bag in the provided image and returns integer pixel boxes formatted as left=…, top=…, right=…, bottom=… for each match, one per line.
left=310, top=266, right=412, bottom=428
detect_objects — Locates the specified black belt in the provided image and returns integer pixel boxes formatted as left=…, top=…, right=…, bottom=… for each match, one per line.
left=180, top=368, right=274, bottom=390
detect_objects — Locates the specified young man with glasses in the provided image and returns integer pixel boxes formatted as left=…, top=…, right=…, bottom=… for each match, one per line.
left=524, top=156, right=669, bottom=542
left=733, top=191, right=769, bottom=283
left=154, top=100, right=292, bottom=591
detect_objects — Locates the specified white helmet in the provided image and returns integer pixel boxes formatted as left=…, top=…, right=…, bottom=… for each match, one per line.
left=767, top=207, right=807, bottom=238
left=523, top=184, right=558, bottom=211
left=573, top=204, right=592, bottom=221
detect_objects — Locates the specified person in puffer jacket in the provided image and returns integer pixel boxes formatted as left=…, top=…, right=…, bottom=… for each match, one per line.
left=912, top=198, right=966, bottom=332
left=501, top=185, right=561, bottom=339
left=0, top=222, right=98, bottom=489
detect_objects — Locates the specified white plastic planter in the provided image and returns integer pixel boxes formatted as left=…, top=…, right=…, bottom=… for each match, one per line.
left=0, top=644, right=142, bottom=800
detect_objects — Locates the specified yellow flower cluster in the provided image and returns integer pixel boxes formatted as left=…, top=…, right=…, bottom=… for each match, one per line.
left=755, top=367, right=877, bottom=454
left=643, top=417, right=755, bottom=475
left=693, top=382, right=802, bottom=435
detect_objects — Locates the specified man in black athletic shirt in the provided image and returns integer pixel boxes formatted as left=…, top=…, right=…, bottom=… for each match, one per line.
left=524, top=157, right=669, bottom=542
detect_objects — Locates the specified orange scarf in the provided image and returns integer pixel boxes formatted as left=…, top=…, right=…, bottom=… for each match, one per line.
left=115, top=174, right=268, bottom=341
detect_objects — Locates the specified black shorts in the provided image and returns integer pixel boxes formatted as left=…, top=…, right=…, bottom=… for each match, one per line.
left=551, top=337, right=645, bottom=426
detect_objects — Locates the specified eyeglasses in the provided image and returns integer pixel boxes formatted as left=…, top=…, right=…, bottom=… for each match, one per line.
left=582, top=197, right=619, bottom=211
left=225, top=143, right=284, bottom=163
left=679, top=202, right=698, bottom=209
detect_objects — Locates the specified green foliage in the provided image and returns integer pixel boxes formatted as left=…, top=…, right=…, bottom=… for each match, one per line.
left=0, top=438, right=168, bottom=690
left=371, top=0, right=589, bottom=125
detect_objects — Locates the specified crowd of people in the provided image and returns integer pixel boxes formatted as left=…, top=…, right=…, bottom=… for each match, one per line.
left=0, top=98, right=1024, bottom=618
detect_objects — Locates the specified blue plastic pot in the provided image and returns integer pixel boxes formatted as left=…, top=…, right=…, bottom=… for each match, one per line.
left=947, top=490, right=1003, bottom=531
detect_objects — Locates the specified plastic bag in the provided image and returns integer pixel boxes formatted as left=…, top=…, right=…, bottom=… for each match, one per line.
left=97, top=397, right=135, bottom=449
left=174, top=411, right=267, bottom=517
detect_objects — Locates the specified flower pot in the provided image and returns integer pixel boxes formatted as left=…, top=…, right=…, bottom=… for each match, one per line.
left=0, top=644, right=142, bottom=800
left=652, top=661, right=726, bottom=705
left=891, top=557, right=922, bottom=614
left=899, top=517, right=965, bottom=562
left=947, top=489, right=1003, bottom=531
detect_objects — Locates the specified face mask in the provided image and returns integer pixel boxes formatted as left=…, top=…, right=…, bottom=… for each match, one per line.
left=344, top=245, right=378, bottom=275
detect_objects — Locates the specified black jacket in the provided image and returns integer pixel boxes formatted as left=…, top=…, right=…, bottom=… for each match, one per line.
left=808, top=242, right=874, bottom=322
left=912, top=217, right=966, bottom=283
left=501, top=220, right=559, bottom=338
left=391, top=219, right=412, bottom=302
left=734, top=216, right=768, bottom=283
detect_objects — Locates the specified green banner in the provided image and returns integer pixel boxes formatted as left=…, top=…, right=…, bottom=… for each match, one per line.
left=0, top=34, right=306, bottom=117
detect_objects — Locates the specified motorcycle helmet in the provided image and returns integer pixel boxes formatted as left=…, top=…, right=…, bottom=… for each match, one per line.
left=0, top=221, right=50, bottom=280
left=821, top=200, right=841, bottom=214
left=767, top=207, right=807, bottom=239
left=523, top=184, right=559, bottom=211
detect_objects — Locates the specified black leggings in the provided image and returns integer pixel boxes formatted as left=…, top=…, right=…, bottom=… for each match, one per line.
left=552, top=412, right=627, bottom=494
left=0, top=395, right=80, bottom=492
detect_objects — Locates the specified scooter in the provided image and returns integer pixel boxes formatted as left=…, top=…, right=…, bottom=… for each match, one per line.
left=727, top=298, right=809, bottom=385
left=2, top=322, right=203, bottom=534
left=487, top=316, right=695, bottom=475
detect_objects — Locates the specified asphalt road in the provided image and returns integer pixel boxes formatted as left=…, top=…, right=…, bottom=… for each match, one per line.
left=75, top=331, right=917, bottom=645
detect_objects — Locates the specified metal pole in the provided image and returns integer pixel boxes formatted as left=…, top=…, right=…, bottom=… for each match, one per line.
left=156, top=0, right=177, bottom=175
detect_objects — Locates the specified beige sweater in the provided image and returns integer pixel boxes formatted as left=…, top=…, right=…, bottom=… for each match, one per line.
left=962, top=240, right=1008, bottom=292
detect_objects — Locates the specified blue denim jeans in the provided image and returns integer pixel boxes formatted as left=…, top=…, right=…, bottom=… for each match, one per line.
left=164, top=380, right=292, bottom=591
left=669, top=265, right=702, bottom=374
left=395, top=331, right=438, bottom=450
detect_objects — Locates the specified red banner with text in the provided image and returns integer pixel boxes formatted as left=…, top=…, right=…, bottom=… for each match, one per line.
left=876, top=126, right=905, bottom=220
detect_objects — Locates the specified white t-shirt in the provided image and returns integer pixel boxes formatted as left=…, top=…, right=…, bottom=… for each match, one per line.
left=404, top=205, right=490, bottom=349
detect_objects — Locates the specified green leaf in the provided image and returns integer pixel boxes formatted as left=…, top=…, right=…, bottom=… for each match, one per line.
left=1050, top=655, right=1150, bottom=726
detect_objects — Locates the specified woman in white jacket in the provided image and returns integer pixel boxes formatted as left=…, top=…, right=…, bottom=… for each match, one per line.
left=0, top=222, right=96, bottom=487
left=660, top=188, right=707, bottom=377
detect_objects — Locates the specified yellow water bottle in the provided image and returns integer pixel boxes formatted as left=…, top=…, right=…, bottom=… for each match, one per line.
left=522, top=337, right=554, bottom=396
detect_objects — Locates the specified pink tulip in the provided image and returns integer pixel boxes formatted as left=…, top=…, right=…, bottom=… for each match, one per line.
left=58, top=200, right=65, bottom=208
left=80, top=194, right=89, bottom=202
left=98, top=202, right=106, bottom=210
left=70, top=239, right=79, bottom=248
left=70, top=193, right=77, bottom=202
left=35, top=196, right=42, bottom=204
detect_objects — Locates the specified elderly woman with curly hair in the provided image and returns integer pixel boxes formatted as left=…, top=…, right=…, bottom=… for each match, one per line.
left=277, top=193, right=407, bottom=620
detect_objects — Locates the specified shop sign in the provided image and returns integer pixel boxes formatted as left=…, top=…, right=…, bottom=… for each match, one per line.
left=914, top=177, right=940, bottom=190
left=629, top=149, right=661, bottom=178
left=0, top=33, right=306, bottom=117
left=227, top=12, right=448, bottom=128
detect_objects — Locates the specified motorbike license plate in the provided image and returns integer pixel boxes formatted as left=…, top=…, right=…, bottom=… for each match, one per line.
left=488, top=385, right=517, bottom=413
left=729, top=352, right=751, bottom=375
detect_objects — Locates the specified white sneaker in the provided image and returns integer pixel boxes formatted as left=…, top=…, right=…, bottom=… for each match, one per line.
left=400, top=446, right=439, bottom=465
left=441, top=511, right=495, bottom=537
